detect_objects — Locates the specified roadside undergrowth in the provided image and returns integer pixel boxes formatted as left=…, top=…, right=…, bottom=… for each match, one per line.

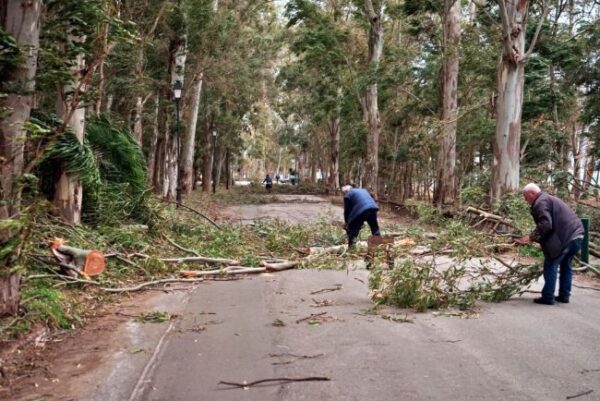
left=0, top=195, right=353, bottom=340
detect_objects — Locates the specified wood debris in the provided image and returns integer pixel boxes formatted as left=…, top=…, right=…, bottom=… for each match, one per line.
left=218, top=376, right=330, bottom=389
left=310, top=298, right=334, bottom=307
left=310, top=284, right=342, bottom=295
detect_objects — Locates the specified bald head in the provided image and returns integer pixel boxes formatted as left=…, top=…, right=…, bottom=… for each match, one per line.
left=342, top=185, right=353, bottom=194
left=523, top=183, right=541, bottom=205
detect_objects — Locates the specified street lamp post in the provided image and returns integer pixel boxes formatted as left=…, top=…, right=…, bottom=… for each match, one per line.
left=212, top=130, right=217, bottom=194
left=173, top=80, right=183, bottom=207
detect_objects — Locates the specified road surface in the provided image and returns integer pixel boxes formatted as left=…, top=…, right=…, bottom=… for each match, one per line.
left=10, top=195, right=600, bottom=401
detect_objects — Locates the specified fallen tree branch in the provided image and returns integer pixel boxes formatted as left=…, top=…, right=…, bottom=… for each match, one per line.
left=100, top=278, right=205, bottom=293
left=269, top=353, right=325, bottom=365
left=310, top=284, right=342, bottom=295
left=261, top=259, right=299, bottom=271
left=165, top=201, right=221, bottom=229
left=574, top=258, right=600, bottom=277
left=163, top=235, right=200, bottom=256
left=465, top=206, right=516, bottom=229
left=161, top=256, right=240, bottom=266
left=218, top=376, right=330, bottom=388
left=566, top=389, right=594, bottom=400
left=180, top=267, right=266, bottom=277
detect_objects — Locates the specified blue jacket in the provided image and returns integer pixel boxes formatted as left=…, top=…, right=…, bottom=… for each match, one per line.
left=344, top=188, right=378, bottom=224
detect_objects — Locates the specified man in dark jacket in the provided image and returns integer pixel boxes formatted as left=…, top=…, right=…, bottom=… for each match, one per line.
left=342, top=185, right=380, bottom=247
left=516, top=183, right=584, bottom=305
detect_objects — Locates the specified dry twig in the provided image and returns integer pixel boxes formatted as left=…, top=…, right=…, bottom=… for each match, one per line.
left=218, top=377, right=330, bottom=389
left=296, top=312, right=327, bottom=324
left=310, top=284, right=342, bottom=295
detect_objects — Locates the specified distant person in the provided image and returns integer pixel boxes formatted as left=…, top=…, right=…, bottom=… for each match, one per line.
left=275, top=173, right=280, bottom=183
left=342, top=185, right=380, bottom=248
left=263, top=174, right=273, bottom=192
left=289, top=168, right=296, bottom=185
left=515, top=183, right=584, bottom=305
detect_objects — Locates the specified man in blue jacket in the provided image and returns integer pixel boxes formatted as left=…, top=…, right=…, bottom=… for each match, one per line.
left=342, top=185, right=380, bottom=248
left=516, top=183, right=584, bottom=305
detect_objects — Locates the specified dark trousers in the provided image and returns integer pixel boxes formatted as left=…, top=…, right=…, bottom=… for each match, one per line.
left=347, top=209, right=380, bottom=246
left=541, top=238, right=582, bottom=301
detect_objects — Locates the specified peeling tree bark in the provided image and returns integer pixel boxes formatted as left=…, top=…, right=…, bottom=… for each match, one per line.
left=181, top=72, right=203, bottom=193
left=434, top=0, right=461, bottom=209
left=491, top=0, right=550, bottom=204
left=0, top=0, right=42, bottom=315
left=55, top=39, right=86, bottom=224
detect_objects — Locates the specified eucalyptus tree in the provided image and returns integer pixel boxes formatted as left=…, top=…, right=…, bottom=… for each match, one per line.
left=490, top=0, right=550, bottom=204
left=361, top=0, right=385, bottom=197
left=35, top=0, right=134, bottom=223
left=283, top=0, right=351, bottom=189
left=197, top=0, right=280, bottom=190
left=433, top=0, right=461, bottom=209
left=164, top=1, right=188, bottom=200
left=0, top=0, right=43, bottom=315
left=179, top=0, right=220, bottom=194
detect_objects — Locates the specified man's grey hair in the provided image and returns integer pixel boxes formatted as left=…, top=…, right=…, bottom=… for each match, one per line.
left=341, top=185, right=353, bottom=193
left=523, top=183, right=541, bottom=194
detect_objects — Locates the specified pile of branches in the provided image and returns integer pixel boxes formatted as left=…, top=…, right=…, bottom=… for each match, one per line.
left=367, top=220, right=543, bottom=312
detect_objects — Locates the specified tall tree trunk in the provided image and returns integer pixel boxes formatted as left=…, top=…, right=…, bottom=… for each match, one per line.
left=363, top=0, right=384, bottom=198
left=490, top=0, right=549, bottom=204
left=55, top=40, right=86, bottom=224
left=148, top=93, right=160, bottom=186
left=95, top=22, right=109, bottom=116
left=202, top=123, right=213, bottom=192
left=181, top=73, right=203, bottom=193
left=215, top=144, right=225, bottom=189
left=328, top=116, right=340, bottom=190
left=434, top=0, right=461, bottom=209
left=0, top=0, right=42, bottom=316
left=166, top=28, right=187, bottom=201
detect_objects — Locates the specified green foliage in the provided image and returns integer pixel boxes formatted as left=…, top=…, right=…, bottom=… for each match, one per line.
left=85, top=117, right=153, bottom=225
left=34, top=117, right=153, bottom=226
left=21, top=283, right=81, bottom=330
left=460, top=186, right=486, bottom=206
left=36, top=130, right=102, bottom=199
left=0, top=27, right=21, bottom=81
left=495, top=192, right=534, bottom=234
left=406, top=200, right=444, bottom=226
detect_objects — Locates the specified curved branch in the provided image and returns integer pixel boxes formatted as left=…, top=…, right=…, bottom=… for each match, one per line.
left=523, top=0, right=551, bottom=62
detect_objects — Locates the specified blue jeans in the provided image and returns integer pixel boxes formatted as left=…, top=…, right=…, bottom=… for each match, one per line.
left=347, top=209, right=380, bottom=247
left=541, top=238, right=582, bottom=301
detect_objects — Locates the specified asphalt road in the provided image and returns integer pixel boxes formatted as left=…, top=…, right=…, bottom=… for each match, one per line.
left=15, top=196, right=599, bottom=401
left=130, top=269, right=600, bottom=401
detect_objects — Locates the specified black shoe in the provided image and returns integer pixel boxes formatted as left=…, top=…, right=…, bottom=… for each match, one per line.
left=555, top=296, right=570, bottom=304
left=533, top=297, right=555, bottom=305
